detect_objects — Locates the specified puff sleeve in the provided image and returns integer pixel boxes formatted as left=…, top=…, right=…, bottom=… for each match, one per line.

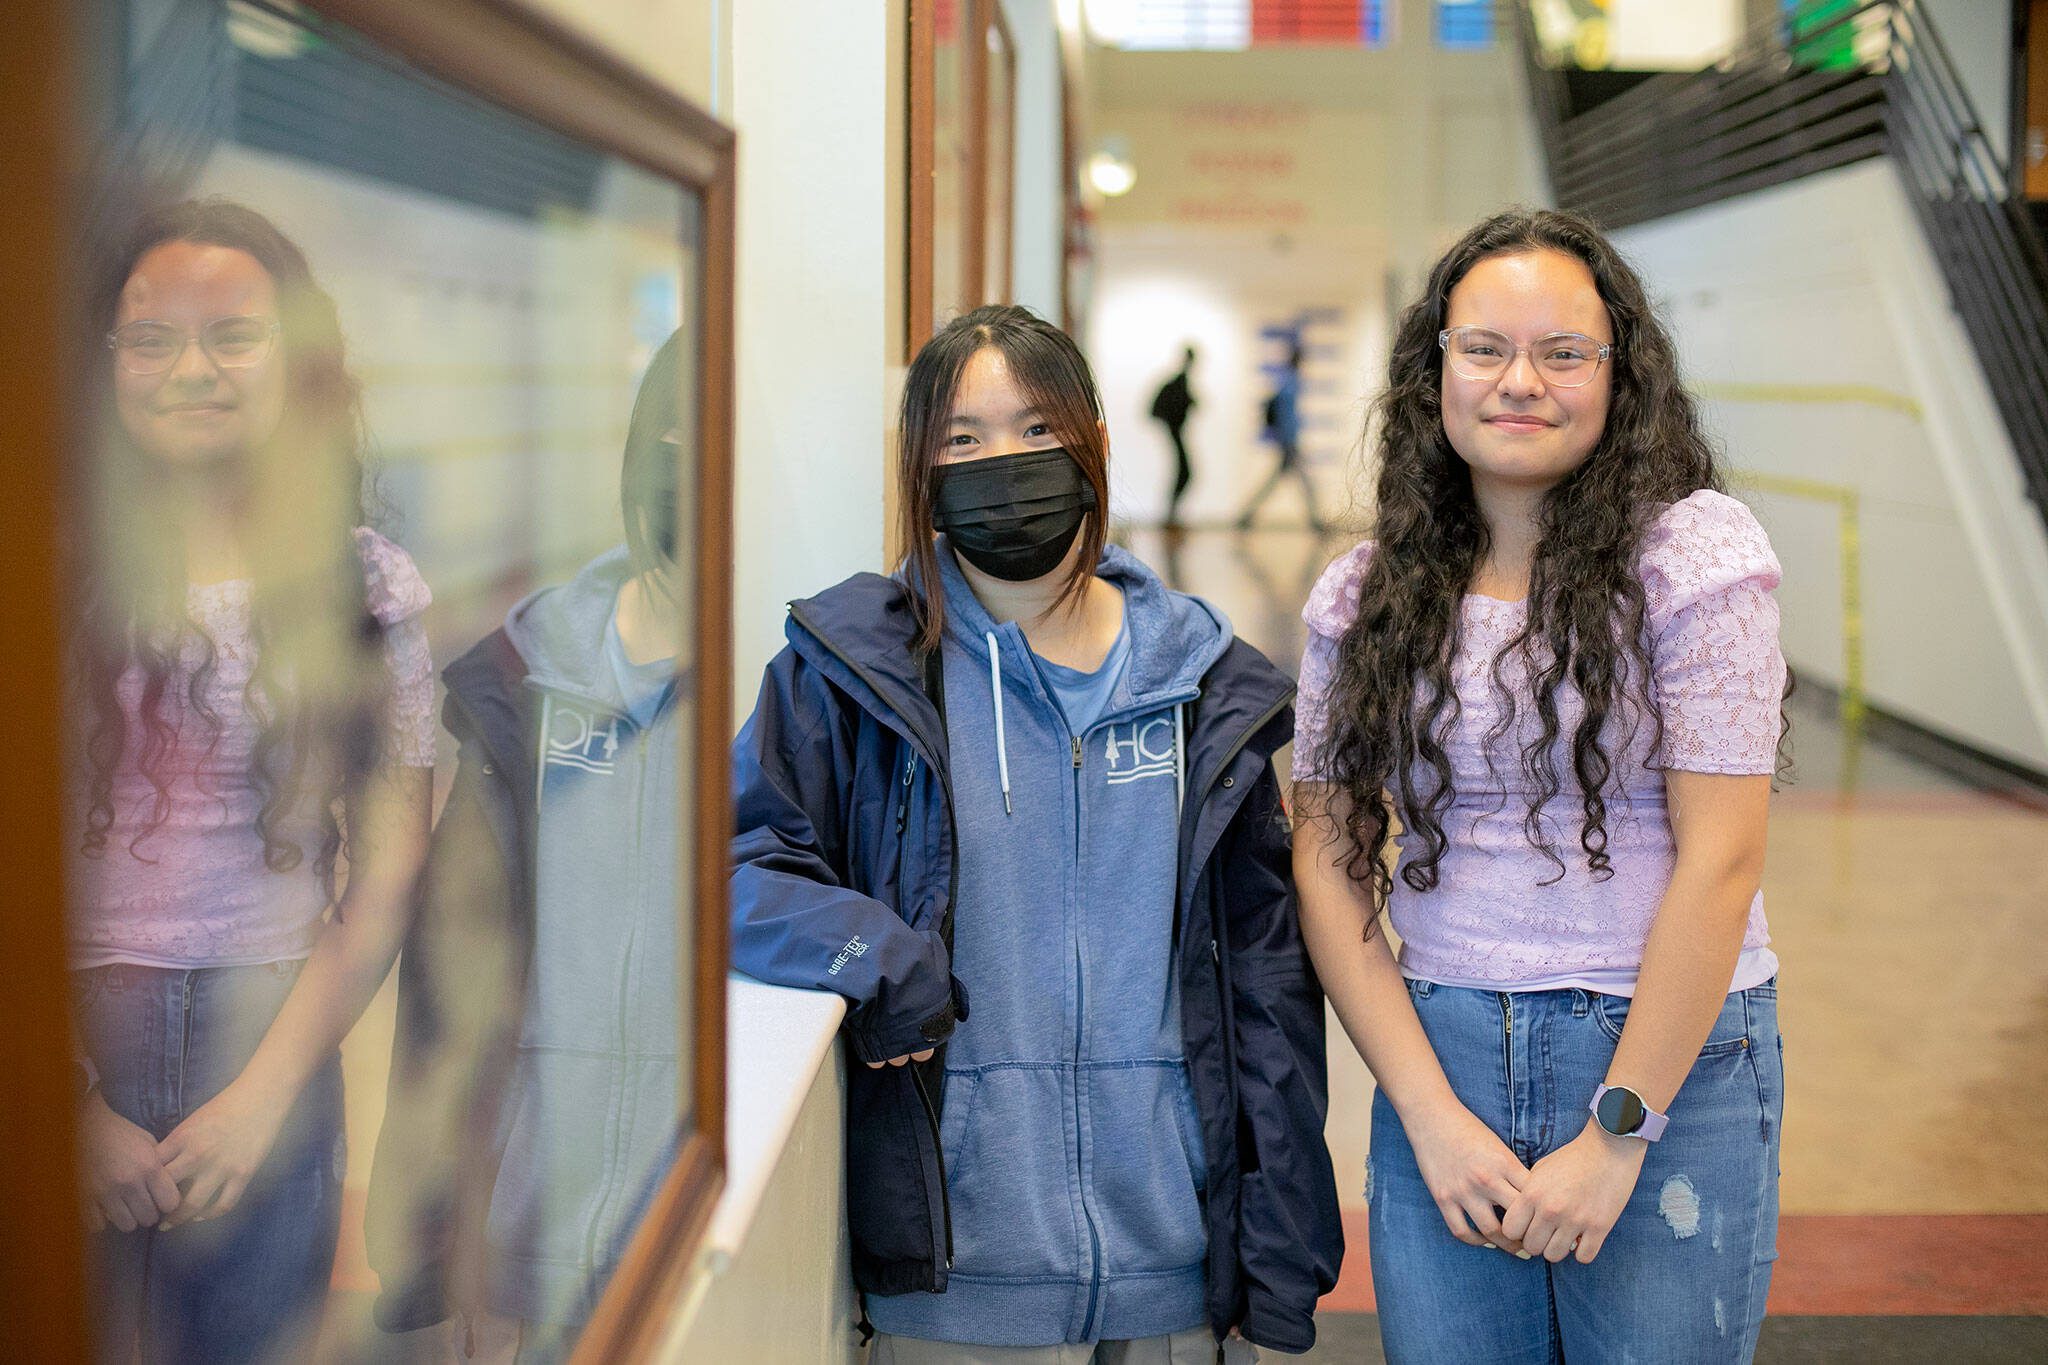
left=1291, top=541, right=1375, bottom=783
left=1639, top=491, right=1786, bottom=775
left=355, top=527, right=438, bottom=768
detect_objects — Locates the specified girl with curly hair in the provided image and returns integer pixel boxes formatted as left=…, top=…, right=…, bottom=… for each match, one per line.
left=69, top=198, right=434, bottom=1362
left=1292, top=209, right=1787, bottom=1361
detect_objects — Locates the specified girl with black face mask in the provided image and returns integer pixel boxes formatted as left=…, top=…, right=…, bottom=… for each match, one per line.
left=729, top=306, right=1342, bottom=1363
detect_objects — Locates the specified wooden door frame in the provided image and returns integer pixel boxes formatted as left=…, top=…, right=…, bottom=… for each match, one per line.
left=907, top=0, right=937, bottom=357
left=0, top=1, right=93, bottom=1351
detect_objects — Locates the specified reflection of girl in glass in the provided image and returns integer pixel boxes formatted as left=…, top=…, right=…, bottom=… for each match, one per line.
left=730, top=306, right=1342, bottom=1359
left=366, top=332, right=690, bottom=1361
left=69, top=199, right=434, bottom=1362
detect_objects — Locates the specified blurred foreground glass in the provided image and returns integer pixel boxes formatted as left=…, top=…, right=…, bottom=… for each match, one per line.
left=64, top=1, right=705, bottom=1359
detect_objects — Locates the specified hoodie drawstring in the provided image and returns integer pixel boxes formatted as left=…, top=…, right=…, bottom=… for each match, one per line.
left=986, top=631, right=1193, bottom=824
left=986, top=630, right=1013, bottom=816
left=534, top=692, right=554, bottom=809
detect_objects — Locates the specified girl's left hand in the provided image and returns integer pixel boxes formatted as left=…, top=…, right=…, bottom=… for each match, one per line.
left=1498, top=1118, right=1647, bottom=1263
left=156, top=1078, right=293, bottom=1228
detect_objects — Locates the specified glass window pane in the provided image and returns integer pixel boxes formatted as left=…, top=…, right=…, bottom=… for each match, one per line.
left=65, top=2, right=702, bottom=1357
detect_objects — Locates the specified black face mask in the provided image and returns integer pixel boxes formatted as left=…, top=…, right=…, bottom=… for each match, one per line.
left=933, top=447, right=1097, bottom=582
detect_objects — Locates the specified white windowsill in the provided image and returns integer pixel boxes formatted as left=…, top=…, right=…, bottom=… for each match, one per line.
left=702, top=971, right=847, bottom=1269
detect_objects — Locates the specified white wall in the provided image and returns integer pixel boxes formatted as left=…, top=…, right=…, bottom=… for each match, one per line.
left=1614, top=159, right=2048, bottom=770
left=727, top=0, right=892, bottom=701
left=659, top=1019, right=854, bottom=1364
left=1004, top=0, right=1068, bottom=320
left=1920, top=0, right=2014, bottom=166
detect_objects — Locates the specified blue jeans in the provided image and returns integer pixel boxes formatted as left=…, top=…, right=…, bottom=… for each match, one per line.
left=1368, top=980, right=1783, bottom=1364
left=72, top=960, right=345, bottom=1365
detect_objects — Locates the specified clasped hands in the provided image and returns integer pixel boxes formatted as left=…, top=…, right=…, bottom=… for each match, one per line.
left=1405, top=1097, right=1648, bottom=1264
left=80, top=1079, right=292, bottom=1233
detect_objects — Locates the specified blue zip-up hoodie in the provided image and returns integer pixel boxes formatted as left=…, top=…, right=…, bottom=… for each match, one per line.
left=487, top=547, right=680, bottom=1327
left=728, top=546, right=1344, bottom=1353
left=366, top=550, right=688, bottom=1342
left=866, top=542, right=1228, bottom=1346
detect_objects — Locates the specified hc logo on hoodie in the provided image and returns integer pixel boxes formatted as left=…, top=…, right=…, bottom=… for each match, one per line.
left=1104, top=716, right=1176, bottom=787
left=545, top=702, right=625, bottom=778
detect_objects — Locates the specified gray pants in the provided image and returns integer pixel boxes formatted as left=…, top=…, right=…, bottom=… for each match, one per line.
left=868, top=1327, right=1261, bottom=1365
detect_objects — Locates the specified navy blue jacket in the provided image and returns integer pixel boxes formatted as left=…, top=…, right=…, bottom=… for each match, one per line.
left=729, top=573, right=1343, bottom=1352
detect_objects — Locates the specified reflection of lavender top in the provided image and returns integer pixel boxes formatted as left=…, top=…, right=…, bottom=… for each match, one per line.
left=69, top=528, right=436, bottom=969
left=1293, top=490, right=1785, bottom=995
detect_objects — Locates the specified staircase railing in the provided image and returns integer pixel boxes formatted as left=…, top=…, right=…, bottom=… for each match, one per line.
left=1513, top=0, right=2048, bottom=521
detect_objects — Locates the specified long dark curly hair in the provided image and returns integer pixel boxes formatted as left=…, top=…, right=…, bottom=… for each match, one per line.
left=74, top=198, right=388, bottom=894
left=1317, top=208, right=1752, bottom=915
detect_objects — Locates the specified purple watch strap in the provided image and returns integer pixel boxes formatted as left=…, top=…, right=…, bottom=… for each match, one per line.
left=1591, top=1084, right=1668, bottom=1141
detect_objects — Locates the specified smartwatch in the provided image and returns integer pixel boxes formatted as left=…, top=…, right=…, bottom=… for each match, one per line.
left=1590, top=1084, right=1667, bottom=1141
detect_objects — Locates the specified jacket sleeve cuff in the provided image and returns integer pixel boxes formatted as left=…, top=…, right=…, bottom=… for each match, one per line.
left=848, top=974, right=970, bottom=1063
left=1240, top=1285, right=1317, bottom=1354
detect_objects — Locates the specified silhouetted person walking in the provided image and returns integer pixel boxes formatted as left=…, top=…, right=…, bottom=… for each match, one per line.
left=1150, top=345, right=1198, bottom=528
left=1238, top=341, right=1323, bottom=531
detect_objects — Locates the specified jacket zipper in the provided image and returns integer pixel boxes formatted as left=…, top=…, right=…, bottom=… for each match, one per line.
left=908, top=1064, right=953, bottom=1270
left=1070, top=717, right=1104, bottom=1339
left=897, top=751, right=916, bottom=833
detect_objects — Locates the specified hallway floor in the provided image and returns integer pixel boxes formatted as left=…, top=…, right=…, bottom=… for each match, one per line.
left=1133, top=523, right=2048, bottom=1360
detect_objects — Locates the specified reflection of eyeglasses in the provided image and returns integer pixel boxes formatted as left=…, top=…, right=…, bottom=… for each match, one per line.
left=1438, top=326, right=1615, bottom=388
left=107, top=316, right=282, bottom=376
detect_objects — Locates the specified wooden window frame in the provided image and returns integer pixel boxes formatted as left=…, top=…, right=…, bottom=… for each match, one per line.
left=907, top=0, right=937, bottom=356
left=3, top=2, right=736, bottom=1359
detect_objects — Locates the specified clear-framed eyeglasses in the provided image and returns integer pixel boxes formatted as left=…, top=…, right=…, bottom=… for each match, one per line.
left=106, top=316, right=282, bottom=376
left=1438, top=326, right=1615, bottom=389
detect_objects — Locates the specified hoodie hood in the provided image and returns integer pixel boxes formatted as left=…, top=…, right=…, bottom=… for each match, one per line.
left=502, top=545, right=637, bottom=710
left=933, top=536, right=1232, bottom=717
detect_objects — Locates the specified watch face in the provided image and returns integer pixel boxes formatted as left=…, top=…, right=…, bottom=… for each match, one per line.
left=1597, top=1086, right=1645, bottom=1136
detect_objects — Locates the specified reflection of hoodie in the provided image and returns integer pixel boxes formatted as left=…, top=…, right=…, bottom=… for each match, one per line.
left=866, top=541, right=1231, bottom=1348
left=488, top=546, right=680, bottom=1329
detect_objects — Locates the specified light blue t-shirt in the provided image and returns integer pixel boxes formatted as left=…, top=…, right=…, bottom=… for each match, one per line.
left=1032, top=614, right=1131, bottom=737
left=604, top=609, right=676, bottom=729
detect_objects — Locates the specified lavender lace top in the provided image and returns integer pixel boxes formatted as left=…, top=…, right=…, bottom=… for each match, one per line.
left=1293, top=490, right=1784, bottom=996
left=69, top=528, right=436, bottom=969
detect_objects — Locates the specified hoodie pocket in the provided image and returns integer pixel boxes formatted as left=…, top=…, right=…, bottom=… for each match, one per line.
left=484, top=1048, right=621, bottom=1301
left=944, top=1064, right=1080, bottom=1280
left=1086, top=1060, right=1209, bottom=1275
